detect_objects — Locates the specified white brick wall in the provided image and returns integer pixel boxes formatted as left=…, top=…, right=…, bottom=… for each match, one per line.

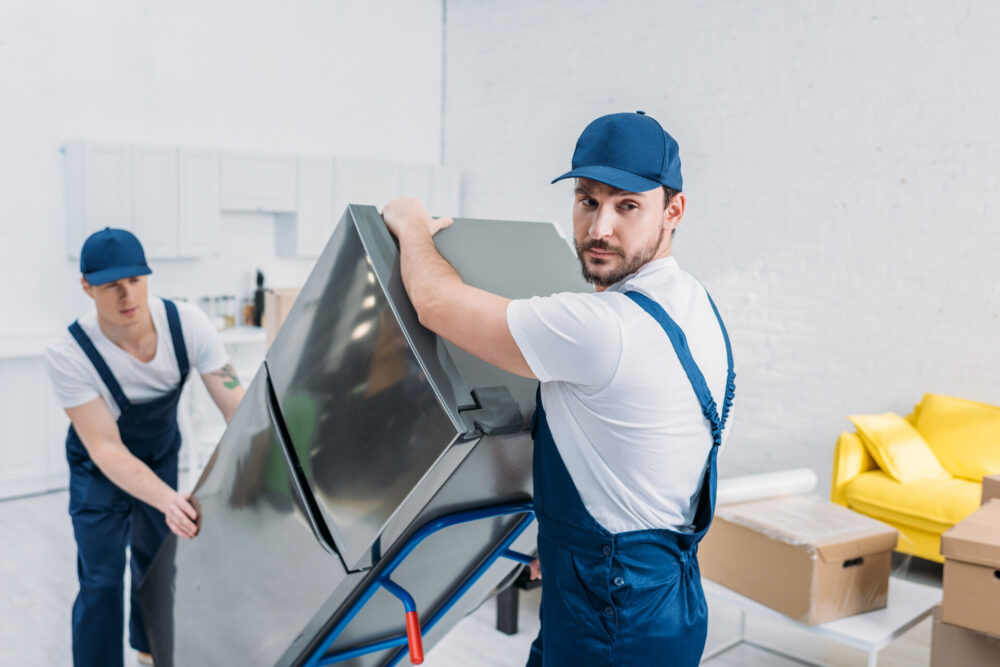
left=443, top=1, right=1000, bottom=488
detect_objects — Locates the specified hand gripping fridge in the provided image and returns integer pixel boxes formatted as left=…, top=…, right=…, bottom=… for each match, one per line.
left=138, top=205, right=589, bottom=666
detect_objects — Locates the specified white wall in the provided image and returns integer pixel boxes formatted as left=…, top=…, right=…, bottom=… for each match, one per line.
left=0, top=0, right=443, bottom=338
left=443, top=1, right=1000, bottom=484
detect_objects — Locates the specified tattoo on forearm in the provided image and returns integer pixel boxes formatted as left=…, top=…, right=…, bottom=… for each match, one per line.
left=211, top=363, right=241, bottom=390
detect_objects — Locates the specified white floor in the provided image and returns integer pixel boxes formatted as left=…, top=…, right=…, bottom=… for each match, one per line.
left=0, top=482, right=941, bottom=666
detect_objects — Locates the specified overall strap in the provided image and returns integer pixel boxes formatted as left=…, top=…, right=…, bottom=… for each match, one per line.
left=704, top=291, right=736, bottom=429
left=68, top=321, right=132, bottom=413
left=624, top=290, right=735, bottom=446
left=162, top=299, right=189, bottom=378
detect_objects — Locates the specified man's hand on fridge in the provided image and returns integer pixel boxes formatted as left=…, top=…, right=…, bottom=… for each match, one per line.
left=382, top=197, right=452, bottom=241
left=164, top=491, right=200, bottom=539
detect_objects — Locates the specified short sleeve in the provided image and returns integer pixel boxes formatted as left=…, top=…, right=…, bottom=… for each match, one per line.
left=506, top=292, right=622, bottom=388
left=177, top=303, right=229, bottom=374
left=44, top=338, right=100, bottom=409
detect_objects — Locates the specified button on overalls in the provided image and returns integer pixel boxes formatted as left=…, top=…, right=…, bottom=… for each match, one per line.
left=527, top=290, right=735, bottom=667
left=65, top=300, right=190, bottom=667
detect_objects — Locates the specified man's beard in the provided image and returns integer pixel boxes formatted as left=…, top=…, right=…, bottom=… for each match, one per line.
left=576, top=228, right=664, bottom=287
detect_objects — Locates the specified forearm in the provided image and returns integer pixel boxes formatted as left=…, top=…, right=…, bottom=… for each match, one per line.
left=203, top=363, right=246, bottom=423
left=382, top=197, right=533, bottom=377
left=90, top=442, right=175, bottom=512
left=220, top=386, right=244, bottom=423
left=396, top=227, right=464, bottom=332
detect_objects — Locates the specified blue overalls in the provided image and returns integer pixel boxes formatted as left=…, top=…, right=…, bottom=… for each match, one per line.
left=65, top=300, right=190, bottom=667
left=527, top=290, right=735, bottom=667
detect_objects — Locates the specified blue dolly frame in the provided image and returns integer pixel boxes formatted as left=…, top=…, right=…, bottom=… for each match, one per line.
left=303, top=501, right=536, bottom=666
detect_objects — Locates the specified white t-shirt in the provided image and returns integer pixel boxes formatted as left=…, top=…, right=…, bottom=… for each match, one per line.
left=507, top=256, right=733, bottom=534
left=46, top=297, right=229, bottom=420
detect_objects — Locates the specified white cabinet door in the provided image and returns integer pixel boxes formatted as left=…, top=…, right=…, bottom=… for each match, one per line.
left=429, top=166, right=460, bottom=218
left=178, top=149, right=220, bottom=258
left=132, top=146, right=179, bottom=259
left=400, top=165, right=432, bottom=204
left=332, top=158, right=401, bottom=218
left=220, top=152, right=298, bottom=213
left=0, top=358, right=54, bottom=499
left=276, top=157, right=334, bottom=258
left=44, top=382, right=70, bottom=491
left=64, top=142, right=133, bottom=258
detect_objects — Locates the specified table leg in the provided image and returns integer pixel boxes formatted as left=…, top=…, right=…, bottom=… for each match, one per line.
left=496, top=585, right=519, bottom=635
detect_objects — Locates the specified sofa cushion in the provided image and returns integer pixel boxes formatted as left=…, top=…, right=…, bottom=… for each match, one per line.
left=848, top=413, right=951, bottom=483
left=845, top=470, right=982, bottom=535
left=912, top=393, right=1000, bottom=481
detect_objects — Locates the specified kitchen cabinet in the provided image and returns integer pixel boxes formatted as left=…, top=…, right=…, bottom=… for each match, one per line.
left=275, top=157, right=334, bottom=258
left=65, top=141, right=459, bottom=261
left=219, top=152, right=298, bottom=213
left=334, top=161, right=459, bottom=218
left=400, top=163, right=431, bottom=203
left=331, top=157, right=402, bottom=216
left=65, top=143, right=220, bottom=260
left=177, top=148, right=219, bottom=258
left=64, top=142, right=132, bottom=258
left=277, top=159, right=460, bottom=259
left=429, top=165, right=460, bottom=217
left=132, top=146, right=179, bottom=259
left=0, top=351, right=69, bottom=500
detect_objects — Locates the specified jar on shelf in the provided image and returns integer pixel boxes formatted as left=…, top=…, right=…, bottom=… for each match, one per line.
left=221, top=295, right=237, bottom=329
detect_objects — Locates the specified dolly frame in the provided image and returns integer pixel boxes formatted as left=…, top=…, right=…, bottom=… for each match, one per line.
left=303, top=501, right=535, bottom=667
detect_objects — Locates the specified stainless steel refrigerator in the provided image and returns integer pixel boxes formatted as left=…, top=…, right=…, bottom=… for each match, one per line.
left=139, top=205, right=588, bottom=666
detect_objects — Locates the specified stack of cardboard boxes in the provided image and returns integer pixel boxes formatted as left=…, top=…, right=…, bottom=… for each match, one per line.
left=983, top=473, right=1000, bottom=505
left=930, top=474, right=1000, bottom=666
left=698, top=494, right=898, bottom=624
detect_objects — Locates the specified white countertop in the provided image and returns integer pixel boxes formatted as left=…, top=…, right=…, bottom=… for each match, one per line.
left=0, top=326, right=266, bottom=361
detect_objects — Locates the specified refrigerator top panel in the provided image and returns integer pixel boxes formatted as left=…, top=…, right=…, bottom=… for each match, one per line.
left=429, top=215, right=591, bottom=417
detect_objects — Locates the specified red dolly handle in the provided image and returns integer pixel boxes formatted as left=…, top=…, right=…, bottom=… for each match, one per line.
left=404, top=610, right=424, bottom=664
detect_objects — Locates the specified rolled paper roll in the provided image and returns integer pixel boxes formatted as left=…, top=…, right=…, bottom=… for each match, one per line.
left=716, top=468, right=818, bottom=506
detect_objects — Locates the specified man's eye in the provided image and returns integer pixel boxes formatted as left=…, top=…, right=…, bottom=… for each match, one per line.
left=620, top=202, right=638, bottom=210
left=579, top=198, right=597, bottom=207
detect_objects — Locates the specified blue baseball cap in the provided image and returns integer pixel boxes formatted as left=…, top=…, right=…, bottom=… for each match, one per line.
left=552, top=111, right=683, bottom=192
left=80, top=228, right=152, bottom=286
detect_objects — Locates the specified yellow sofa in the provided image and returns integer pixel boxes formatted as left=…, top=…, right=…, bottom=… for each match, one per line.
left=831, top=393, right=1000, bottom=563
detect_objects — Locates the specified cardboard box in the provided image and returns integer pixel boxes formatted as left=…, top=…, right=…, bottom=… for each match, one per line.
left=983, top=474, right=1000, bottom=505
left=940, top=499, right=1000, bottom=636
left=698, top=495, right=898, bottom=625
left=263, top=288, right=300, bottom=347
left=931, top=606, right=1000, bottom=667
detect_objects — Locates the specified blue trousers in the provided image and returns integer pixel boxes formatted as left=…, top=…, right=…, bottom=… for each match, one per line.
left=69, top=459, right=174, bottom=667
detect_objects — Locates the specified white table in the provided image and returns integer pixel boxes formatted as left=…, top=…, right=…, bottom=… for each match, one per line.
left=701, top=577, right=941, bottom=667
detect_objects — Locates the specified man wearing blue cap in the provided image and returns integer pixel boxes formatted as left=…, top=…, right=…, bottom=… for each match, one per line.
left=383, top=111, right=734, bottom=665
left=45, top=228, right=246, bottom=667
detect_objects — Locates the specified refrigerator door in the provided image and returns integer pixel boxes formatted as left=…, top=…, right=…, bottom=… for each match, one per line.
left=139, top=367, right=350, bottom=666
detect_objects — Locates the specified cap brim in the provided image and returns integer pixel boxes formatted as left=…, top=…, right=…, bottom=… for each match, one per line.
left=551, top=165, right=665, bottom=193
left=84, top=265, right=152, bottom=286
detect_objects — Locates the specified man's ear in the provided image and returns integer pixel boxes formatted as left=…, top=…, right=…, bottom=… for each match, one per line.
left=80, top=276, right=93, bottom=298
left=663, top=192, right=686, bottom=234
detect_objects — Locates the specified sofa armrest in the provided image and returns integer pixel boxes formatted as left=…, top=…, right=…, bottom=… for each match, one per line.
left=831, top=431, right=877, bottom=506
